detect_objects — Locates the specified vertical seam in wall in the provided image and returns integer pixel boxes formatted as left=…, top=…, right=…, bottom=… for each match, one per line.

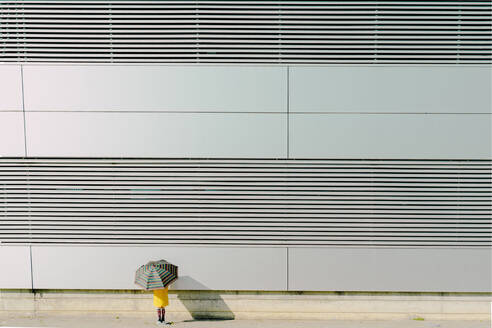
left=20, top=65, right=27, bottom=157
left=21, top=65, right=33, bottom=261
left=286, top=66, right=290, bottom=290
left=29, top=245, right=34, bottom=291
left=286, top=66, right=290, bottom=159
left=286, top=247, right=289, bottom=291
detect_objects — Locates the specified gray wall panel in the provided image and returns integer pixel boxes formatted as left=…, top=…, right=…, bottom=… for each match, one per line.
left=0, top=65, right=23, bottom=111
left=23, top=65, right=287, bottom=112
left=289, top=114, right=491, bottom=159
left=0, top=112, right=25, bottom=157
left=290, top=67, right=492, bottom=113
left=0, top=246, right=31, bottom=289
left=288, top=247, right=492, bottom=292
left=25, top=112, right=287, bottom=158
left=31, top=246, right=287, bottom=290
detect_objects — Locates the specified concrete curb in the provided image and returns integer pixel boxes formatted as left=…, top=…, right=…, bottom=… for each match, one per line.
left=1, top=290, right=490, bottom=321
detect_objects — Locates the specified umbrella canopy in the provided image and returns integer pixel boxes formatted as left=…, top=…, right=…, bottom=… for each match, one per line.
left=135, top=259, right=178, bottom=290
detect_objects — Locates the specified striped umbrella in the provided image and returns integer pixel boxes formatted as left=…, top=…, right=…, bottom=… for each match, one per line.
left=135, top=260, right=178, bottom=290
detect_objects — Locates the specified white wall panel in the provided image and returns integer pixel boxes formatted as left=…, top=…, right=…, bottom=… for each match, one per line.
left=288, top=247, right=492, bottom=292
left=290, top=67, right=492, bottom=113
left=0, top=65, right=23, bottom=111
left=0, top=112, right=25, bottom=157
left=289, top=114, right=491, bottom=159
left=25, top=112, right=286, bottom=158
left=31, top=246, right=287, bottom=290
left=0, top=246, right=31, bottom=289
left=23, top=66, right=287, bottom=112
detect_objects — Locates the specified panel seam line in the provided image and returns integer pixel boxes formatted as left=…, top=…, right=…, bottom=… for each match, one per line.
left=20, top=65, right=27, bottom=157
left=29, top=245, right=34, bottom=291
left=287, top=66, right=290, bottom=159
left=286, top=247, right=289, bottom=291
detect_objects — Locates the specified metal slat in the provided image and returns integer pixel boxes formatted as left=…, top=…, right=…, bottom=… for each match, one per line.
left=1, top=159, right=491, bottom=246
left=1, top=0, right=490, bottom=64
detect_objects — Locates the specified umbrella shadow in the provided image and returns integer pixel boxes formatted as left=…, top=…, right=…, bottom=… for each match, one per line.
left=173, top=276, right=235, bottom=321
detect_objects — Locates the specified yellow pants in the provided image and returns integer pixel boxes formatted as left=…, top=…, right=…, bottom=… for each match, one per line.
left=153, top=287, right=169, bottom=307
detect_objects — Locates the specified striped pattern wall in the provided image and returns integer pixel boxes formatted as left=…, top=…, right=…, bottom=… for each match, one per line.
left=1, top=158, right=491, bottom=247
left=0, top=0, right=491, bottom=64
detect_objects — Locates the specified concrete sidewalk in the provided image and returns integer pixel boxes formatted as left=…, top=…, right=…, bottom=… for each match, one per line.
left=0, top=315, right=490, bottom=328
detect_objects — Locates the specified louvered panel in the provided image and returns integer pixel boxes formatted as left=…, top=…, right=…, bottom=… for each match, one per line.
left=0, top=162, right=30, bottom=246
left=1, top=1, right=490, bottom=64
left=0, top=158, right=490, bottom=246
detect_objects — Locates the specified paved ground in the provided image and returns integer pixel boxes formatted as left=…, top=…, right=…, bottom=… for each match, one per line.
left=0, top=316, right=490, bottom=328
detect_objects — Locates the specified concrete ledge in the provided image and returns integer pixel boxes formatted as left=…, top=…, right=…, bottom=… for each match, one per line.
left=0, top=290, right=490, bottom=321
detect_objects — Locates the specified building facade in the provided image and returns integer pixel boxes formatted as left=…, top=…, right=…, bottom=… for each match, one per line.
left=0, top=0, right=491, bottom=296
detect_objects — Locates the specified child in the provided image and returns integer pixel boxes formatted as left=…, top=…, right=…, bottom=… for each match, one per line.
left=153, top=286, right=169, bottom=324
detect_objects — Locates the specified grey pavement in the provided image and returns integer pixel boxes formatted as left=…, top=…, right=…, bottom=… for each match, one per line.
left=0, top=316, right=490, bottom=328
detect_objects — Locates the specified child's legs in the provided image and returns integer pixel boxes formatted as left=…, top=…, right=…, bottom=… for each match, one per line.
left=157, top=308, right=164, bottom=321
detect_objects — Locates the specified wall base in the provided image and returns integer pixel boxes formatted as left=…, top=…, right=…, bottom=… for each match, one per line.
left=0, top=290, right=490, bottom=321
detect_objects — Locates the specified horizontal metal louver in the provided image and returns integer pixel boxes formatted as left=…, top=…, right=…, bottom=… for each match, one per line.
left=1, top=158, right=491, bottom=246
left=1, top=1, right=491, bottom=64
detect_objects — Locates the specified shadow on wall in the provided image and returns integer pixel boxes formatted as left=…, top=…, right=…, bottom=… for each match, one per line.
left=173, top=276, right=235, bottom=321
